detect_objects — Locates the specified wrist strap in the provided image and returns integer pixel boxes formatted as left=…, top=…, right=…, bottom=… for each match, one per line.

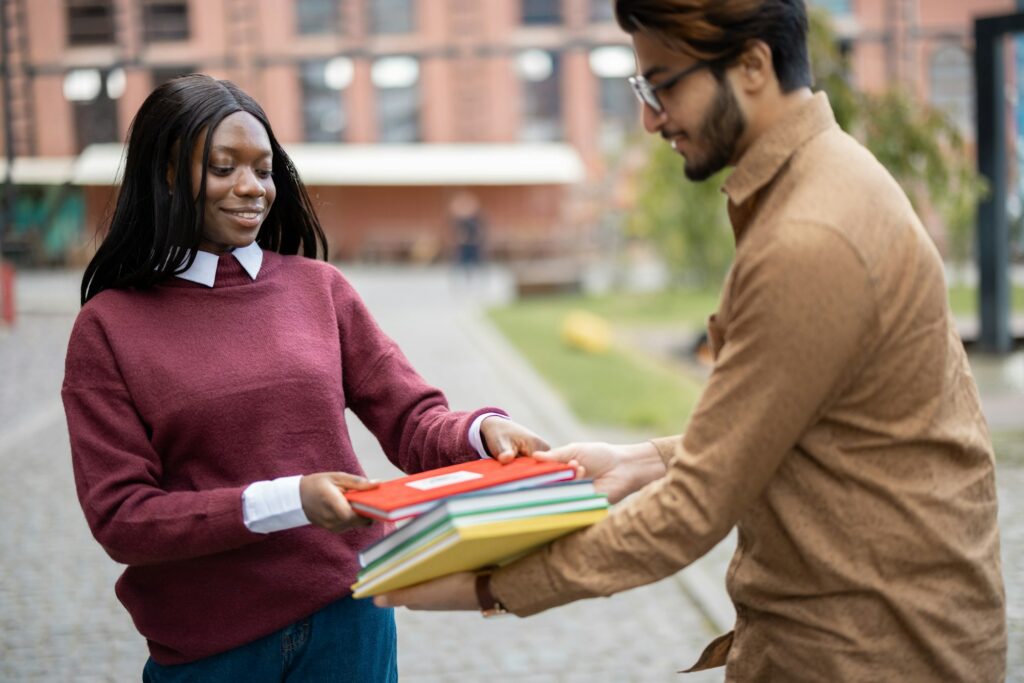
left=475, top=571, right=508, bottom=617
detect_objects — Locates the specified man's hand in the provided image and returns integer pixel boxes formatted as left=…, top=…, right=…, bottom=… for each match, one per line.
left=373, top=572, right=478, bottom=611
left=299, top=472, right=378, bottom=532
left=480, top=417, right=550, bottom=463
left=534, top=442, right=666, bottom=504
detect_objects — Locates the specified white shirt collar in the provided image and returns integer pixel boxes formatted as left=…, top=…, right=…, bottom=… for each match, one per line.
left=174, top=241, right=264, bottom=287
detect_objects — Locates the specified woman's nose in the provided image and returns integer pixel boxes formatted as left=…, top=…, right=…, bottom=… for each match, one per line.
left=235, top=169, right=266, bottom=196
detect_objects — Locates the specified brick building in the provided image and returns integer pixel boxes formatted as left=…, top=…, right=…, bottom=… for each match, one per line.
left=0, top=0, right=1020, bottom=264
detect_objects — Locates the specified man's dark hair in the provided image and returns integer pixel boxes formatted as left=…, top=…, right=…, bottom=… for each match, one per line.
left=81, top=74, right=328, bottom=304
left=615, top=0, right=812, bottom=92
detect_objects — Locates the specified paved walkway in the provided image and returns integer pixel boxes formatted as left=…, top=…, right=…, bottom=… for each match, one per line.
left=1, top=265, right=1020, bottom=681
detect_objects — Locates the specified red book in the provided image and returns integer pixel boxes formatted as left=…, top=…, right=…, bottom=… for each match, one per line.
left=345, top=456, right=577, bottom=521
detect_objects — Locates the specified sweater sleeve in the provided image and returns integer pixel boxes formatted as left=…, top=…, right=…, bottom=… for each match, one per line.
left=331, top=272, right=505, bottom=474
left=62, top=308, right=261, bottom=566
left=492, top=224, right=879, bottom=615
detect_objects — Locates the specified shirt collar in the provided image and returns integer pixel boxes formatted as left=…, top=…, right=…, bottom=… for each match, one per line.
left=722, top=91, right=837, bottom=207
left=174, top=241, right=264, bottom=287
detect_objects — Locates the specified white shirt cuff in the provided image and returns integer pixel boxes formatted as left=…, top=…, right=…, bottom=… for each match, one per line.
left=242, top=475, right=310, bottom=534
left=469, top=412, right=509, bottom=459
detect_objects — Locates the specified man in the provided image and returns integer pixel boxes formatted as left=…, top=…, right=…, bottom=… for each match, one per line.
left=376, top=1, right=1007, bottom=679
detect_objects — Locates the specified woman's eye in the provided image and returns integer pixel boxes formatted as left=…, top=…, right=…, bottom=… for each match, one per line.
left=256, top=169, right=273, bottom=179
left=209, top=165, right=233, bottom=176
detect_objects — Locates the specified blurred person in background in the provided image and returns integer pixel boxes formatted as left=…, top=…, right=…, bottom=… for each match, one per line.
left=376, top=1, right=1007, bottom=680
left=62, top=74, right=547, bottom=682
left=449, top=190, right=487, bottom=281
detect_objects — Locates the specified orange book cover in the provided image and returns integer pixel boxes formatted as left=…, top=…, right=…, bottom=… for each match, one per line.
left=345, top=456, right=576, bottom=521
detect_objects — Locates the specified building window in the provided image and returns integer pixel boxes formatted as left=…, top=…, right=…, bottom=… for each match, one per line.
left=142, top=0, right=190, bottom=43
left=929, top=45, right=972, bottom=135
left=296, top=0, right=341, bottom=36
left=64, top=68, right=121, bottom=152
left=522, top=0, right=561, bottom=25
left=373, top=56, right=419, bottom=143
left=301, top=59, right=350, bottom=142
left=370, top=0, right=414, bottom=35
left=517, top=49, right=561, bottom=141
left=590, top=0, right=614, bottom=23
left=590, top=46, right=637, bottom=150
left=66, top=0, right=116, bottom=46
left=151, top=65, right=196, bottom=88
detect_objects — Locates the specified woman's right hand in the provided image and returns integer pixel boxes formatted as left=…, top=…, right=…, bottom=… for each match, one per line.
left=299, top=473, right=379, bottom=532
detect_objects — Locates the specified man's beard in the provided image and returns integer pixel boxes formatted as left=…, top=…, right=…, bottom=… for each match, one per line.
left=684, top=79, right=746, bottom=182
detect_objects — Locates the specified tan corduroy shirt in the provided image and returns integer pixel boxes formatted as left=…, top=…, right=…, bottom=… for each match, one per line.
left=491, top=93, right=1006, bottom=681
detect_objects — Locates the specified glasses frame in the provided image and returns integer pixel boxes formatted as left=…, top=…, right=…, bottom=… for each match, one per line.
left=627, top=60, right=714, bottom=114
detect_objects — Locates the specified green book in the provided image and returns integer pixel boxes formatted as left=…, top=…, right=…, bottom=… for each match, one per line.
left=358, top=479, right=601, bottom=569
left=351, top=507, right=608, bottom=598
left=360, top=494, right=609, bottom=575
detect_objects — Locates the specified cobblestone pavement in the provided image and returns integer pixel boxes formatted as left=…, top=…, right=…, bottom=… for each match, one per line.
left=1, top=266, right=1020, bottom=682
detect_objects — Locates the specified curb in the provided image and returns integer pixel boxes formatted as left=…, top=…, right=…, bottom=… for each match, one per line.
left=457, top=307, right=735, bottom=635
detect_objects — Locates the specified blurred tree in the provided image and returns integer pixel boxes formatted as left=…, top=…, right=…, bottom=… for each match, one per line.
left=626, top=7, right=985, bottom=287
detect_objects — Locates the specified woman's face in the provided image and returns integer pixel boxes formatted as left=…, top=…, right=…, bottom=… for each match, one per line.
left=190, top=111, right=276, bottom=254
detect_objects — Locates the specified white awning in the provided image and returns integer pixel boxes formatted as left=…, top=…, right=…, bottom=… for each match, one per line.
left=72, top=143, right=126, bottom=185
left=0, top=157, right=76, bottom=185
left=70, top=142, right=585, bottom=186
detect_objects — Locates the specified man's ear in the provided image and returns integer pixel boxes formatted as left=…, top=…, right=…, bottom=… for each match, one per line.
left=734, top=40, right=774, bottom=95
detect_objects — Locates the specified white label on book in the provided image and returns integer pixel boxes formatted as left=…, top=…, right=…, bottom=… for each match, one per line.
left=406, top=470, right=483, bottom=491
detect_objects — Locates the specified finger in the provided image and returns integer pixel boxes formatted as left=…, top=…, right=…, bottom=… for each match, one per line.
left=374, top=587, right=413, bottom=608
left=532, top=445, right=576, bottom=463
left=495, top=450, right=517, bottom=464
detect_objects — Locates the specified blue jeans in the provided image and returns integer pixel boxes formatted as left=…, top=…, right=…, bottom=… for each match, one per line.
left=142, top=596, right=397, bottom=682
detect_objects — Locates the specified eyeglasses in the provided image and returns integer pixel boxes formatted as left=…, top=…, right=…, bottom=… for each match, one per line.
left=628, top=61, right=713, bottom=114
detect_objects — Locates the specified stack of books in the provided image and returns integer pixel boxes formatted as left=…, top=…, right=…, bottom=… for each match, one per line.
left=346, top=457, right=609, bottom=598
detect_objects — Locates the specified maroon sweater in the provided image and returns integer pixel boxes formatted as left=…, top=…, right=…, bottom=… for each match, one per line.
left=62, top=251, right=500, bottom=664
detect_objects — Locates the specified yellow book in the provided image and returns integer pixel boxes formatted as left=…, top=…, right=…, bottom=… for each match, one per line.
left=351, top=508, right=608, bottom=598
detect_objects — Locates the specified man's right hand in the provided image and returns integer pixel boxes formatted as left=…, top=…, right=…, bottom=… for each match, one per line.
left=533, top=441, right=667, bottom=504
left=299, top=472, right=378, bottom=532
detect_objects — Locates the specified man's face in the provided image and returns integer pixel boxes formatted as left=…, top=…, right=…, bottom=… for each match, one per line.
left=632, top=32, right=746, bottom=181
left=190, top=111, right=277, bottom=254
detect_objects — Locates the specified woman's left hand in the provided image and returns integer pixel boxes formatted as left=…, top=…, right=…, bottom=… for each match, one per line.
left=480, top=417, right=549, bottom=463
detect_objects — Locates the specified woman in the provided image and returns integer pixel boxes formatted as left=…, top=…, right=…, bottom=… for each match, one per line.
left=62, top=74, right=546, bottom=682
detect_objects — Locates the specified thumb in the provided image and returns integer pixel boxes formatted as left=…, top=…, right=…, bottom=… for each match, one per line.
left=532, top=445, right=576, bottom=463
left=330, top=473, right=379, bottom=491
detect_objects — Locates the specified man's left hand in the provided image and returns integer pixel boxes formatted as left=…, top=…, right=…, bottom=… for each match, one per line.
left=372, top=572, right=478, bottom=611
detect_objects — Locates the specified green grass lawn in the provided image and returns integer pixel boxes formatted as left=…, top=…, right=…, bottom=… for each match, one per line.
left=487, top=290, right=713, bottom=435
left=488, top=284, right=1023, bottom=437
left=947, top=283, right=1024, bottom=316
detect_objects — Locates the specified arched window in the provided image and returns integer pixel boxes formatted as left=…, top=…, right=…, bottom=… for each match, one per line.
left=929, top=45, right=973, bottom=134
left=373, top=56, right=420, bottom=143
left=517, top=49, right=562, bottom=141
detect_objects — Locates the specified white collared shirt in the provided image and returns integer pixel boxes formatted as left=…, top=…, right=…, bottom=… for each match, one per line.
left=174, top=241, right=264, bottom=287
left=174, top=244, right=506, bottom=533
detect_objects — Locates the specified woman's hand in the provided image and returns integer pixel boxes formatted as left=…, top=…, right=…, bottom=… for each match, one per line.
left=299, top=472, right=379, bottom=532
left=480, top=417, right=550, bottom=463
